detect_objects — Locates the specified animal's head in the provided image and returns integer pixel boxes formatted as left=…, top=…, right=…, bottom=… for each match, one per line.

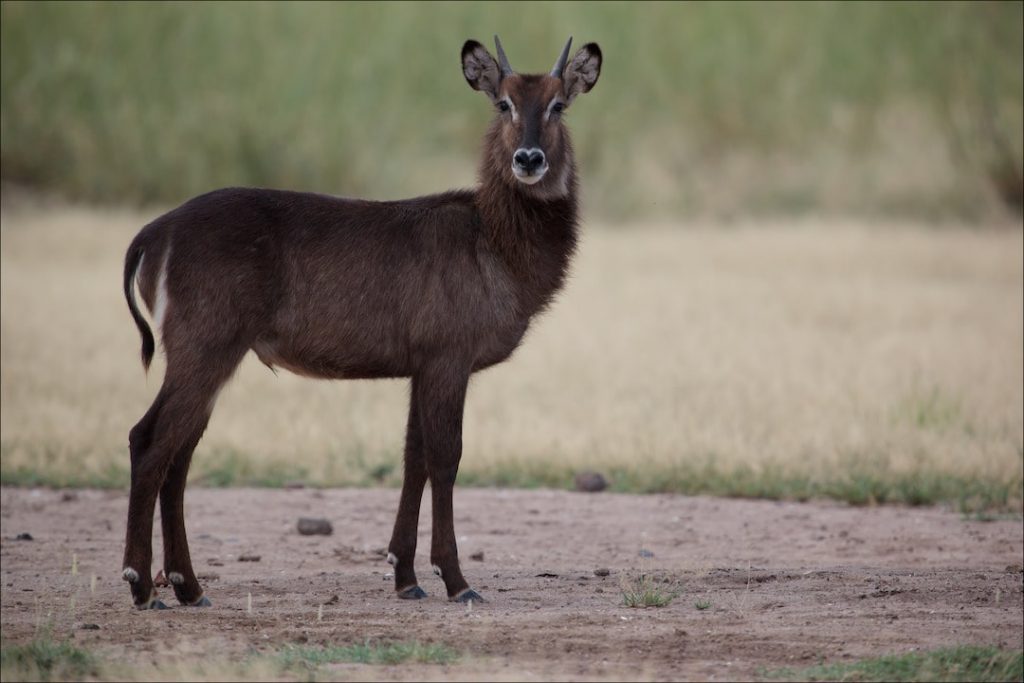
left=462, top=36, right=601, bottom=195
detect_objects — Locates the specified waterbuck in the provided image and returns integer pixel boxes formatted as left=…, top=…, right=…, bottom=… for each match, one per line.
left=121, top=36, right=601, bottom=609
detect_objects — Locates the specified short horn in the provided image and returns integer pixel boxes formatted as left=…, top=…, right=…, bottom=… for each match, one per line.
left=494, top=35, right=513, bottom=77
left=550, top=36, right=573, bottom=78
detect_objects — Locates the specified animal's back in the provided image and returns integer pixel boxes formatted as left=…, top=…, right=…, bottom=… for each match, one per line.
left=126, top=187, right=500, bottom=379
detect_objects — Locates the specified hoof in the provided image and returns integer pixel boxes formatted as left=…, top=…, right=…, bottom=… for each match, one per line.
left=397, top=585, right=428, bottom=600
left=186, top=595, right=212, bottom=607
left=137, top=598, right=169, bottom=610
left=452, top=589, right=484, bottom=604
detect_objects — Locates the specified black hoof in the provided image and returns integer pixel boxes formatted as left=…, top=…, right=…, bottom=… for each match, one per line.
left=452, top=589, right=484, bottom=604
left=397, top=585, right=428, bottom=600
left=187, top=595, right=212, bottom=607
left=138, top=599, right=169, bottom=610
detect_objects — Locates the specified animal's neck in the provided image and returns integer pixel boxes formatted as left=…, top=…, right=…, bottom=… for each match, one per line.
left=475, top=129, right=580, bottom=310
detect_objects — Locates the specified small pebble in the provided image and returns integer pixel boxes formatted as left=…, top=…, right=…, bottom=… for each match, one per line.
left=297, top=518, right=333, bottom=536
left=470, top=551, right=485, bottom=562
left=638, top=549, right=655, bottom=558
left=78, top=623, right=100, bottom=630
left=594, top=567, right=611, bottom=577
left=15, top=533, right=33, bottom=541
left=238, top=554, right=261, bottom=562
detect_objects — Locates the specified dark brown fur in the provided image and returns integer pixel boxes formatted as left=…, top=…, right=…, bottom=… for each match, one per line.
left=120, top=38, right=601, bottom=608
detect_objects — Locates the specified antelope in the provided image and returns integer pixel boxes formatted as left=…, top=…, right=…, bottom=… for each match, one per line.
left=121, top=35, right=602, bottom=609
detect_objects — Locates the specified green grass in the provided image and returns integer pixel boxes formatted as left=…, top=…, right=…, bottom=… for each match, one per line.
left=621, top=575, right=677, bottom=608
left=278, top=641, right=460, bottom=671
left=0, top=636, right=98, bottom=682
left=0, top=637, right=458, bottom=681
left=2, top=1, right=1021, bottom=220
left=694, top=599, right=712, bottom=611
left=461, top=457, right=1023, bottom=512
left=763, top=645, right=1023, bottom=682
left=3, top=447, right=1020, bottom=513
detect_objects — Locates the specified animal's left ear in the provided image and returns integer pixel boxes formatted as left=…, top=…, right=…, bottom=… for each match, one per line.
left=562, top=43, right=601, bottom=102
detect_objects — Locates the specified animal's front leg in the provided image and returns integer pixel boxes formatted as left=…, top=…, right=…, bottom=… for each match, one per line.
left=428, top=468, right=481, bottom=602
left=416, top=361, right=482, bottom=603
left=387, top=381, right=429, bottom=599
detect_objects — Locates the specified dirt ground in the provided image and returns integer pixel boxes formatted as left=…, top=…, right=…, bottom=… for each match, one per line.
left=1, top=486, right=1022, bottom=681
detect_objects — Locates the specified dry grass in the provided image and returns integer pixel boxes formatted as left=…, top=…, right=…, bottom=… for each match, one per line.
left=1, top=204, right=1021, bottom=503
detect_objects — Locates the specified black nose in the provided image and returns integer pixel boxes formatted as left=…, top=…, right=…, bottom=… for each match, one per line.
left=514, top=149, right=546, bottom=173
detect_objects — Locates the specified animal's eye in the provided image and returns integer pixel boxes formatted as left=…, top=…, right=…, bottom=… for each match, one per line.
left=498, top=100, right=511, bottom=112
left=551, top=101, right=565, bottom=114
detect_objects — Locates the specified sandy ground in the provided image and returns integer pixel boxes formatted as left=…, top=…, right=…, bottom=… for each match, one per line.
left=1, top=486, right=1022, bottom=681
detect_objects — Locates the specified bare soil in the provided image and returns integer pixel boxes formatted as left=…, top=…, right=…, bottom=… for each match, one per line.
left=1, top=486, right=1022, bottom=681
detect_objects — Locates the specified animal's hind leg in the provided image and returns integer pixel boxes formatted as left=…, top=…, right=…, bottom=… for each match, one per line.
left=122, top=346, right=244, bottom=609
left=158, top=421, right=211, bottom=606
left=122, top=390, right=171, bottom=608
left=159, top=346, right=244, bottom=607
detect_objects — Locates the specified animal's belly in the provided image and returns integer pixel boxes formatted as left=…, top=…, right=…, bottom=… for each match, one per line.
left=251, top=339, right=411, bottom=380
left=252, top=314, right=530, bottom=379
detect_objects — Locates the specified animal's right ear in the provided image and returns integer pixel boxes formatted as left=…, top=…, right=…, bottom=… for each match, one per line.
left=461, top=40, right=502, bottom=101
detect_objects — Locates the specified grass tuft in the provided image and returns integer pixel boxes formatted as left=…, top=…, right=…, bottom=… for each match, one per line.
left=621, top=574, right=677, bottom=608
left=277, top=640, right=459, bottom=671
left=0, top=636, right=98, bottom=682
left=763, top=645, right=1023, bottom=682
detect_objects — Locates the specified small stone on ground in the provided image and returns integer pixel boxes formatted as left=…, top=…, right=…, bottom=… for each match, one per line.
left=297, top=518, right=333, bottom=535
left=574, top=471, right=608, bottom=492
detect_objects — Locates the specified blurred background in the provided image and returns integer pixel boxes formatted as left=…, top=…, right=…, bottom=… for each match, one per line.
left=2, top=0, right=1022, bottom=221
left=1, top=2, right=1022, bottom=509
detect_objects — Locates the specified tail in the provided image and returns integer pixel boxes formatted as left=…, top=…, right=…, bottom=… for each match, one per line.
left=123, top=239, right=155, bottom=371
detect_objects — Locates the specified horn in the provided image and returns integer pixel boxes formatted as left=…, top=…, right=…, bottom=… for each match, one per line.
left=550, top=36, right=573, bottom=78
left=494, top=35, right=513, bottom=77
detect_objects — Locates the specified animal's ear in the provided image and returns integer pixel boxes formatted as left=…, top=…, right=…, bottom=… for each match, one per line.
left=562, top=43, right=601, bottom=102
left=462, top=40, right=502, bottom=101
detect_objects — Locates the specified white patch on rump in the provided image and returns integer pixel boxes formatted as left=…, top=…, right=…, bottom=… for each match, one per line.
left=152, top=248, right=170, bottom=332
